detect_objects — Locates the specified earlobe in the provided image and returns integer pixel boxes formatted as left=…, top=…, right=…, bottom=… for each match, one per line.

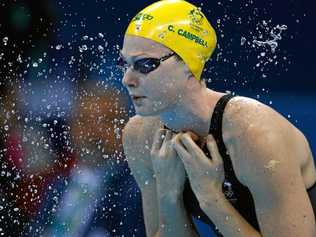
left=185, top=72, right=200, bottom=91
left=187, top=73, right=195, bottom=81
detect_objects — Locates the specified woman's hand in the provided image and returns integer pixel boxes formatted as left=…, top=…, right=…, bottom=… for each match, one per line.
left=173, top=132, right=225, bottom=203
left=150, top=128, right=186, bottom=198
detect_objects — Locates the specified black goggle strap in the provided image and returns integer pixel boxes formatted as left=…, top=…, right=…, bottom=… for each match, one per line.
left=159, top=52, right=176, bottom=62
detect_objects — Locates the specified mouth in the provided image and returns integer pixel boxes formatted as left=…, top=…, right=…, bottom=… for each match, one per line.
left=131, top=95, right=147, bottom=101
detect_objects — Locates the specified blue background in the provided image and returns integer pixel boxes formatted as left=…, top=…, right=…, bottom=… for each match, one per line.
left=0, top=0, right=315, bottom=236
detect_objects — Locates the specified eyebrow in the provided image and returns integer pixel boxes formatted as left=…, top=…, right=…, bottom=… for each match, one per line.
left=119, top=50, right=153, bottom=61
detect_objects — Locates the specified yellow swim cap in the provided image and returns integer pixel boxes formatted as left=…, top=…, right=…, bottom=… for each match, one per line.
left=125, top=0, right=217, bottom=80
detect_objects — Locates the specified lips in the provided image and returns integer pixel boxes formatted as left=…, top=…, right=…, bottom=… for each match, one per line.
left=131, top=95, right=146, bottom=100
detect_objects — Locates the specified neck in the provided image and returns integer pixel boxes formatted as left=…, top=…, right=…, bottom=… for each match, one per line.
left=159, top=89, right=225, bottom=137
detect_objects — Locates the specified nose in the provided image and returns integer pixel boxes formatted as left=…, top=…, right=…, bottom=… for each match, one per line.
left=122, top=69, right=140, bottom=88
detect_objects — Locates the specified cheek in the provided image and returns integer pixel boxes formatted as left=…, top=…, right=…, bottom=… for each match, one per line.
left=147, top=82, right=177, bottom=102
left=142, top=64, right=184, bottom=103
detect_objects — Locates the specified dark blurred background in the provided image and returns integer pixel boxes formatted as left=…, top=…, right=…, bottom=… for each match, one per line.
left=0, top=0, right=315, bottom=236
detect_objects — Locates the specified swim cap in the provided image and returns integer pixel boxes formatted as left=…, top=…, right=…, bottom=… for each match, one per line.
left=125, top=0, right=217, bottom=80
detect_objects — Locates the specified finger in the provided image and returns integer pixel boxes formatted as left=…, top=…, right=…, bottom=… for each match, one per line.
left=173, top=134, right=190, bottom=160
left=162, top=129, right=173, bottom=146
left=152, top=129, right=166, bottom=152
left=206, top=135, right=223, bottom=163
left=186, top=131, right=199, bottom=142
left=173, top=136, right=194, bottom=174
left=180, top=133, right=203, bottom=156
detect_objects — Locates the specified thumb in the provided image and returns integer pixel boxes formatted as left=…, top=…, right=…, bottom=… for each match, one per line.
left=206, top=135, right=222, bottom=163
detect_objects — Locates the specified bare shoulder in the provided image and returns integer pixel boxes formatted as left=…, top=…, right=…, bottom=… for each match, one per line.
left=223, top=96, right=306, bottom=146
left=224, top=96, right=292, bottom=130
left=222, top=96, right=315, bottom=185
left=122, top=115, right=161, bottom=155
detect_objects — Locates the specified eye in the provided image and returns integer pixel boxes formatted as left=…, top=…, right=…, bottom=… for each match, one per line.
left=134, top=58, right=159, bottom=73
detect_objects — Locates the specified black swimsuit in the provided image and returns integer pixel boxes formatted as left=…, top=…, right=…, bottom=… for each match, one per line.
left=165, top=93, right=316, bottom=236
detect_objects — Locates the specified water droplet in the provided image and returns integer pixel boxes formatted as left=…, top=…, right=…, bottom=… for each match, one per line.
left=158, top=31, right=167, bottom=39
left=135, top=24, right=141, bottom=31
left=240, top=37, right=246, bottom=46
left=79, top=45, right=88, bottom=52
left=53, top=196, right=58, bottom=203
left=3, top=37, right=8, bottom=45
left=32, top=62, right=38, bottom=67
left=17, top=54, right=23, bottom=63
left=55, top=44, right=63, bottom=50
left=97, top=45, right=104, bottom=52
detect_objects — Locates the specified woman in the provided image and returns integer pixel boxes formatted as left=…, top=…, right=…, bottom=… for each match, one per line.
left=121, top=0, right=316, bottom=236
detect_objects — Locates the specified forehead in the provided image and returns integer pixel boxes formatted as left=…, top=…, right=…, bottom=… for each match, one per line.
left=121, top=35, right=171, bottom=57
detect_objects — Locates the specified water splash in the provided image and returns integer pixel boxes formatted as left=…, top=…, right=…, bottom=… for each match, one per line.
left=253, top=24, right=287, bottom=53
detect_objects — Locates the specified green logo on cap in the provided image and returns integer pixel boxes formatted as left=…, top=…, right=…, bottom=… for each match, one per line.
left=178, top=29, right=208, bottom=48
left=167, top=25, right=208, bottom=48
left=132, top=13, right=154, bottom=22
left=189, top=8, right=204, bottom=26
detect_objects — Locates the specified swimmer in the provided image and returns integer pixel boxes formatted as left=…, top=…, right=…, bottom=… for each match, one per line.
left=120, top=1, right=316, bottom=236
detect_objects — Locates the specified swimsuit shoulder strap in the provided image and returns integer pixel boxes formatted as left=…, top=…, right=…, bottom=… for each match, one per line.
left=209, top=93, right=235, bottom=137
left=208, top=93, right=236, bottom=174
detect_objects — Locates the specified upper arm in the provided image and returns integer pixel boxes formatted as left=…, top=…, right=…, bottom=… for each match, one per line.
left=224, top=98, right=316, bottom=236
left=243, top=132, right=315, bottom=236
left=122, top=116, right=153, bottom=182
left=123, top=116, right=160, bottom=237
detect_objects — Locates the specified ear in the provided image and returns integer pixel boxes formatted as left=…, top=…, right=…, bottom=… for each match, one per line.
left=187, top=72, right=196, bottom=81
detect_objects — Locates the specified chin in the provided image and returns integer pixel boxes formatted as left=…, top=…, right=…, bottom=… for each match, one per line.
left=134, top=98, right=173, bottom=117
left=135, top=107, right=161, bottom=117
left=134, top=104, right=166, bottom=117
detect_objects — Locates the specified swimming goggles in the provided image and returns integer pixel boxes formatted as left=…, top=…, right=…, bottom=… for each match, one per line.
left=117, top=52, right=175, bottom=74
